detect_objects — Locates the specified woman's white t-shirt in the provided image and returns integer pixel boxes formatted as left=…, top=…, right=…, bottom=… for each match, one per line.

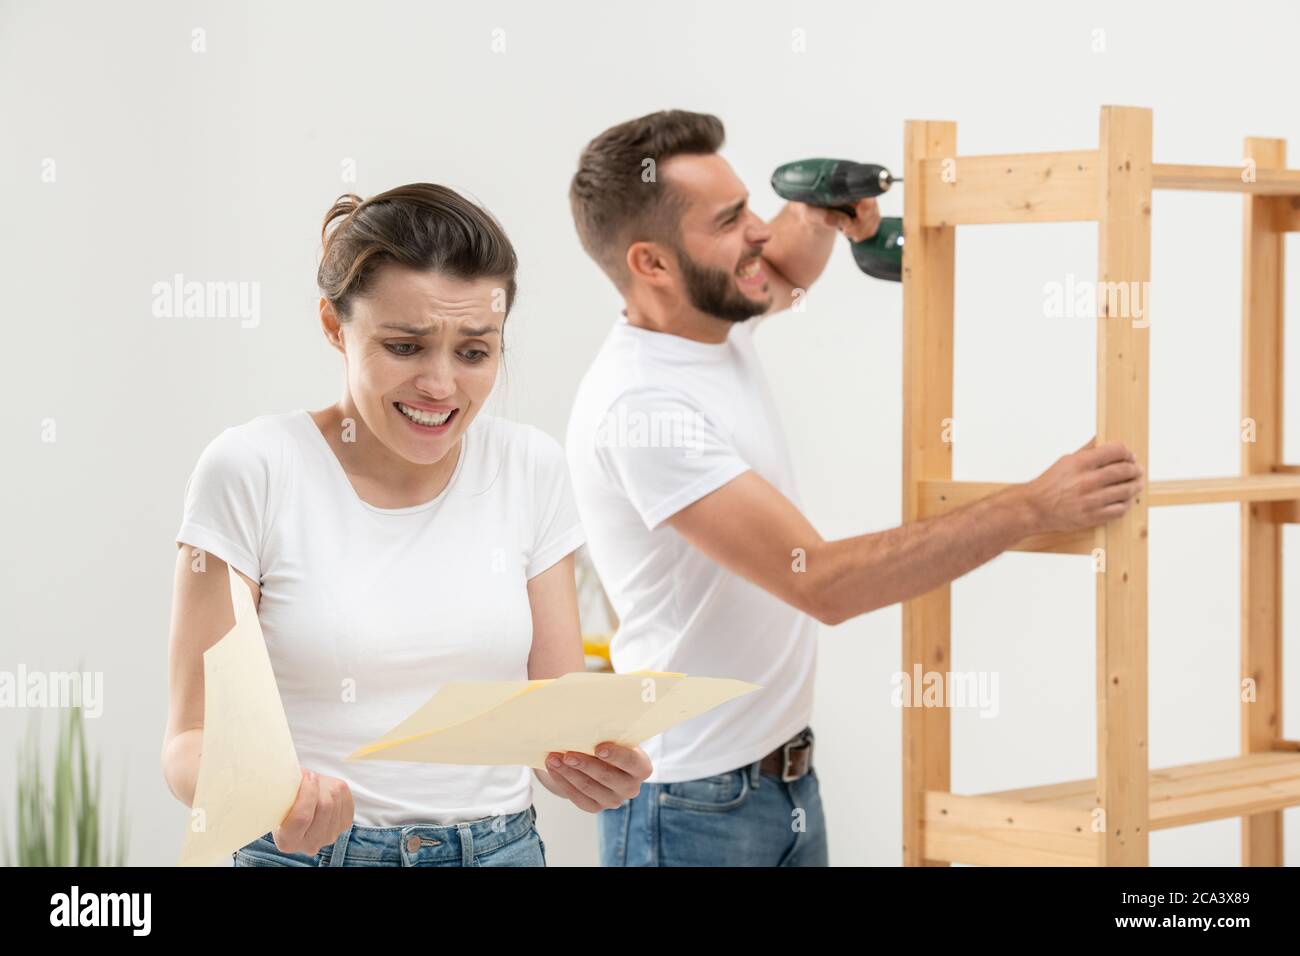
left=175, top=409, right=585, bottom=827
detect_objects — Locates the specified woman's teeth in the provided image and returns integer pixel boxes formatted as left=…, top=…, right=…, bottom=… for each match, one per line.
left=396, top=402, right=453, bottom=426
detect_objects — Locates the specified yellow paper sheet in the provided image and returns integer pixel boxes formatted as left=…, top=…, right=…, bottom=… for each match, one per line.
left=347, top=671, right=759, bottom=767
left=178, top=565, right=301, bottom=866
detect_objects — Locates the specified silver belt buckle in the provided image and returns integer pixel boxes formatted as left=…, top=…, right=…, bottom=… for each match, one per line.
left=781, top=731, right=813, bottom=783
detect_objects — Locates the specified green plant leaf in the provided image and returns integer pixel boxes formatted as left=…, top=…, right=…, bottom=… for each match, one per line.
left=5, top=693, right=131, bottom=867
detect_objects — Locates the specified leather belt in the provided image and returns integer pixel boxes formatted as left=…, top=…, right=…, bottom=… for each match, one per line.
left=758, top=727, right=815, bottom=783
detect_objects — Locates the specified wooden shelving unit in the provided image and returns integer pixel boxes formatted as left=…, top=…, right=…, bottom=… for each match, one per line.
left=901, top=105, right=1300, bottom=866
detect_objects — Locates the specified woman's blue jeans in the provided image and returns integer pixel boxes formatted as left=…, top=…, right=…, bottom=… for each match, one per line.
left=232, top=805, right=545, bottom=867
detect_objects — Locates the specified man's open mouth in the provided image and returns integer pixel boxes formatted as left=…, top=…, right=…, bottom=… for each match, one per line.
left=736, top=257, right=764, bottom=284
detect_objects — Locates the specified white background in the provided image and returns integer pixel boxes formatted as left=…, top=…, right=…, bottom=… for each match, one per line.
left=2, top=0, right=1298, bottom=866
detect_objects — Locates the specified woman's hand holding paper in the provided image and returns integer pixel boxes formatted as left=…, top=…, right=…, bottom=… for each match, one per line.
left=272, top=768, right=355, bottom=855
left=542, top=742, right=652, bottom=813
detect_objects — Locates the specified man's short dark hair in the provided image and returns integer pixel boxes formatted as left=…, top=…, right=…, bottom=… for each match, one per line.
left=569, top=110, right=725, bottom=287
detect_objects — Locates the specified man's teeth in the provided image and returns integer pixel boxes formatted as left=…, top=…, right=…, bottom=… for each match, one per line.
left=397, top=403, right=453, bottom=426
left=737, top=258, right=762, bottom=278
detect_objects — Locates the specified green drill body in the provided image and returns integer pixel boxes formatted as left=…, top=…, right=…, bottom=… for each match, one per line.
left=770, top=158, right=904, bottom=282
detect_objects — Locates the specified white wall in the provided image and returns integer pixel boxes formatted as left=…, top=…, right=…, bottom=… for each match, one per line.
left=2, top=0, right=1297, bottom=865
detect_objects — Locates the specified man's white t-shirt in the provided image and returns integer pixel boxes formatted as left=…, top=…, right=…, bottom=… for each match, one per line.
left=176, top=410, right=585, bottom=827
left=565, top=315, right=818, bottom=783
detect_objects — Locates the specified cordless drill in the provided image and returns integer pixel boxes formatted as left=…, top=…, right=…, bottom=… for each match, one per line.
left=770, top=159, right=904, bottom=282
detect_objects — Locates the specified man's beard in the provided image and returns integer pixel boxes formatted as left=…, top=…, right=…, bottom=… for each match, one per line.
left=674, top=242, right=771, bottom=323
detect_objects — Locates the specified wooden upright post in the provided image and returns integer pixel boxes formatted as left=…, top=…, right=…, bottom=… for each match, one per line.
left=901, top=119, right=957, bottom=866
left=1095, top=105, right=1152, bottom=866
left=1241, top=136, right=1286, bottom=867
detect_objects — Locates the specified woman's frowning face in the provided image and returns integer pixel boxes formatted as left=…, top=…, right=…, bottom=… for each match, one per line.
left=329, top=264, right=506, bottom=465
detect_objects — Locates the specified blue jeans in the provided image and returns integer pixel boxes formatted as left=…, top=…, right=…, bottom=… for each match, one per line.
left=598, top=759, right=828, bottom=866
left=232, top=805, right=545, bottom=867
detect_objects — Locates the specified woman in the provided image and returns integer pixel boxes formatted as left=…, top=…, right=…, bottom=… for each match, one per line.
left=162, top=184, right=651, bottom=866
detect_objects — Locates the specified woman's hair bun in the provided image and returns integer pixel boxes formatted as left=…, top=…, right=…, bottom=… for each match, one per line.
left=316, top=184, right=518, bottom=321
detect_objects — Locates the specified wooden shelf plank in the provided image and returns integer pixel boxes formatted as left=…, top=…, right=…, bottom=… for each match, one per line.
left=924, top=753, right=1300, bottom=864
left=909, top=158, right=1300, bottom=231
left=918, top=150, right=1100, bottom=226
left=978, top=752, right=1300, bottom=832
left=924, top=793, right=1097, bottom=867
left=917, top=475, right=1300, bottom=553
left=1154, top=163, right=1300, bottom=196
left=1152, top=473, right=1300, bottom=504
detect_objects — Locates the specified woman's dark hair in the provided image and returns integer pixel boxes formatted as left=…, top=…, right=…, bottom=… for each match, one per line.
left=317, top=183, right=518, bottom=320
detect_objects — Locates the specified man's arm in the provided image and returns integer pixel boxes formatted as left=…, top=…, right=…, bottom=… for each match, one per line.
left=760, top=198, right=883, bottom=315
left=666, top=440, right=1143, bottom=626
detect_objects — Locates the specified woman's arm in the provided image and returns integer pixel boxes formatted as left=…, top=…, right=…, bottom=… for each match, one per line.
left=162, top=545, right=353, bottom=854
left=162, top=544, right=261, bottom=806
left=526, top=554, right=651, bottom=811
left=525, top=552, right=586, bottom=679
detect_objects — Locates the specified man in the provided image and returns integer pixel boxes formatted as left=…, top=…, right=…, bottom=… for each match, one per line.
left=564, top=110, right=1143, bottom=866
